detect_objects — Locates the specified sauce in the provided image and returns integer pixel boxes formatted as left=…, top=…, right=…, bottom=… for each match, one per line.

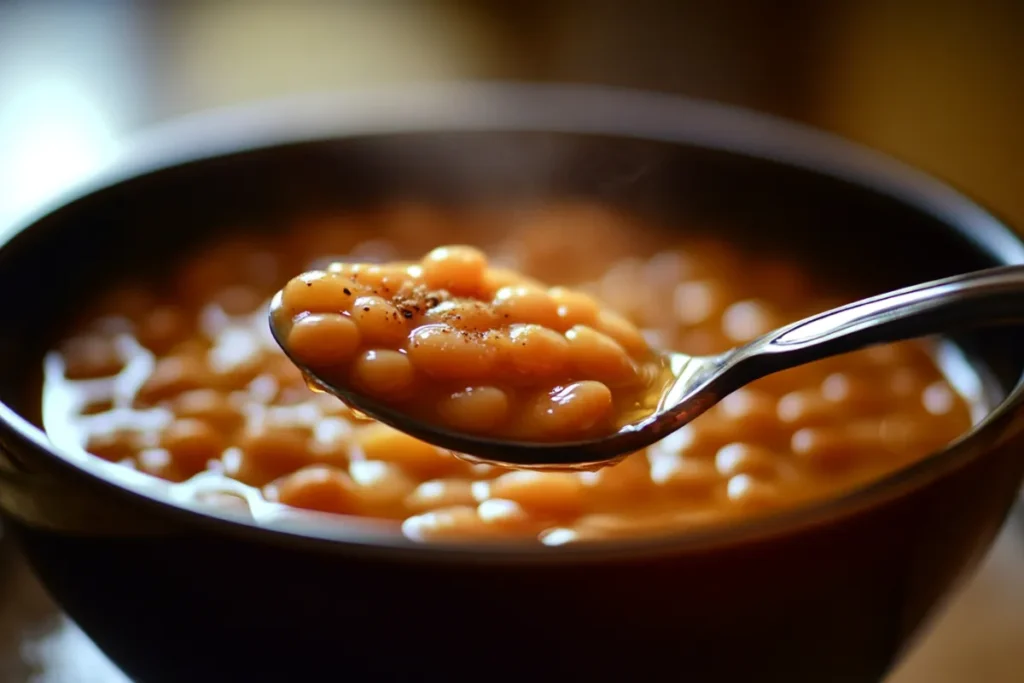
left=41, top=203, right=976, bottom=543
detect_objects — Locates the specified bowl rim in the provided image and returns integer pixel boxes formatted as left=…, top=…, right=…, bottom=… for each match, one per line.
left=2, top=81, right=1023, bottom=562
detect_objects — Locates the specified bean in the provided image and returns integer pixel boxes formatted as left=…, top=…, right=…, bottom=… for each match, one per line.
left=61, top=335, right=124, bottom=380
left=649, top=454, right=720, bottom=496
left=405, top=324, right=497, bottom=380
left=489, top=470, right=584, bottom=517
left=717, top=389, right=784, bottom=443
left=791, top=426, right=880, bottom=471
left=354, top=423, right=464, bottom=478
left=421, top=245, right=488, bottom=296
left=273, top=465, right=360, bottom=515
left=286, top=313, right=361, bottom=368
left=136, top=356, right=210, bottom=406
left=519, top=381, right=614, bottom=440
left=86, top=429, right=139, bottom=463
left=349, top=349, right=416, bottom=400
left=657, top=412, right=734, bottom=460
left=715, top=443, right=779, bottom=479
left=777, top=390, right=836, bottom=428
left=172, top=389, right=244, bottom=432
left=492, top=285, right=560, bottom=328
left=233, top=425, right=313, bottom=486
left=820, top=373, right=893, bottom=414
left=673, top=280, right=730, bottom=327
left=476, top=499, right=533, bottom=532
left=160, top=418, right=224, bottom=474
left=136, top=447, right=179, bottom=480
left=212, top=285, right=262, bottom=315
left=482, top=264, right=541, bottom=291
left=402, top=506, right=489, bottom=541
left=349, top=295, right=409, bottom=345
left=549, top=287, right=600, bottom=329
left=503, top=324, right=570, bottom=377
left=348, top=460, right=417, bottom=515
left=425, top=300, right=499, bottom=332
left=281, top=271, right=359, bottom=316
left=564, top=325, right=637, bottom=387
left=346, top=264, right=411, bottom=295
left=578, top=450, right=652, bottom=503
left=404, top=479, right=477, bottom=513
left=436, top=386, right=510, bottom=433
left=593, top=309, right=648, bottom=356
left=136, top=306, right=190, bottom=354
left=721, top=300, right=781, bottom=343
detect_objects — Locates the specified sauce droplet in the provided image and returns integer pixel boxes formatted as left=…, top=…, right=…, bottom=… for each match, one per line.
left=301, top=371, right=326, bottom=394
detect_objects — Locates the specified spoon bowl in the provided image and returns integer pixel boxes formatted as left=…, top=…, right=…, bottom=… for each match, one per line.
left=270, top=264, right=1024, bottom=468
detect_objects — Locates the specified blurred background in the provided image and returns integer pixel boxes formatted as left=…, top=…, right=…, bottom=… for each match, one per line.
left=0, top=0, right=1021, bottom=681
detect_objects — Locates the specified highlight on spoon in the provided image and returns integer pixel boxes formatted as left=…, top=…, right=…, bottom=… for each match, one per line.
left=270, top=246, right=673, bottom=447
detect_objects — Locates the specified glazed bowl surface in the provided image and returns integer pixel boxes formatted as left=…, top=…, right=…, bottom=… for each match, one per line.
left=1, top=84, right=1023, bottom=683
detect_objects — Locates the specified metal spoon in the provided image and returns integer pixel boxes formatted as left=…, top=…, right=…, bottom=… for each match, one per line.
left=269, top=264, right=1024, bottom=470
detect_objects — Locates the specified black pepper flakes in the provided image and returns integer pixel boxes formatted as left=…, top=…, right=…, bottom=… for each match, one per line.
left=343, top=288, right=352, bottom=296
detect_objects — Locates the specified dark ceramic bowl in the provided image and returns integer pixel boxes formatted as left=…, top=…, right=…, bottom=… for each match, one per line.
left=1, top=85, right=1023, bottom=683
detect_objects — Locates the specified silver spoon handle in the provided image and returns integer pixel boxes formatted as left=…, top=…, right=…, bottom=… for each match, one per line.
left=741, top=264, right=1024, bottom=374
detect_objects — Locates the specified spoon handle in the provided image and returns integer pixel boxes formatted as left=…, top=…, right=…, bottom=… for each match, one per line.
left=743, top=264, right=1024, bottom=373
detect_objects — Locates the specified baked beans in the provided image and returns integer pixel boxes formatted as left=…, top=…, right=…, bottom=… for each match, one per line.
left=44, top=203, right=975, bottom=543
left=275, top=246, right=667, bottom=443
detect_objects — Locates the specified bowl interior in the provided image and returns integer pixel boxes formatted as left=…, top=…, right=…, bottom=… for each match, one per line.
left=0, top=128, right=1022, bottom=539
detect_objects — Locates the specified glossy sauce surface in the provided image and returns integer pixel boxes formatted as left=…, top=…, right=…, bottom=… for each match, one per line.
left=275, top=245, right=668, bottom=443
left=42, top=203, right=976, bottom=543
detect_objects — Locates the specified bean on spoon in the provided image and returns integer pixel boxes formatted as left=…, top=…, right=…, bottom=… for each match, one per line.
left=269, top=247, right=1024, bottom=469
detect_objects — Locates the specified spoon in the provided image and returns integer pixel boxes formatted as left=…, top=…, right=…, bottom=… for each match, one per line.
left=269, top=264, right=1024, bottom=470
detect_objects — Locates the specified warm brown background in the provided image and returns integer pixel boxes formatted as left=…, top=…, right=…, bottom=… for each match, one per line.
left=0, top=1, right=1021, bottom=681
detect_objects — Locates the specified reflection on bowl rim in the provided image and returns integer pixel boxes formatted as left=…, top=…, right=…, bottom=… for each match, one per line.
left=1, top=82, right=1022, bottom=561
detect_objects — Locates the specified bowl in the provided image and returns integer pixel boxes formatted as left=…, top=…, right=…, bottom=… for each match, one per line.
left=1, top=84, right=1023, bottom=683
